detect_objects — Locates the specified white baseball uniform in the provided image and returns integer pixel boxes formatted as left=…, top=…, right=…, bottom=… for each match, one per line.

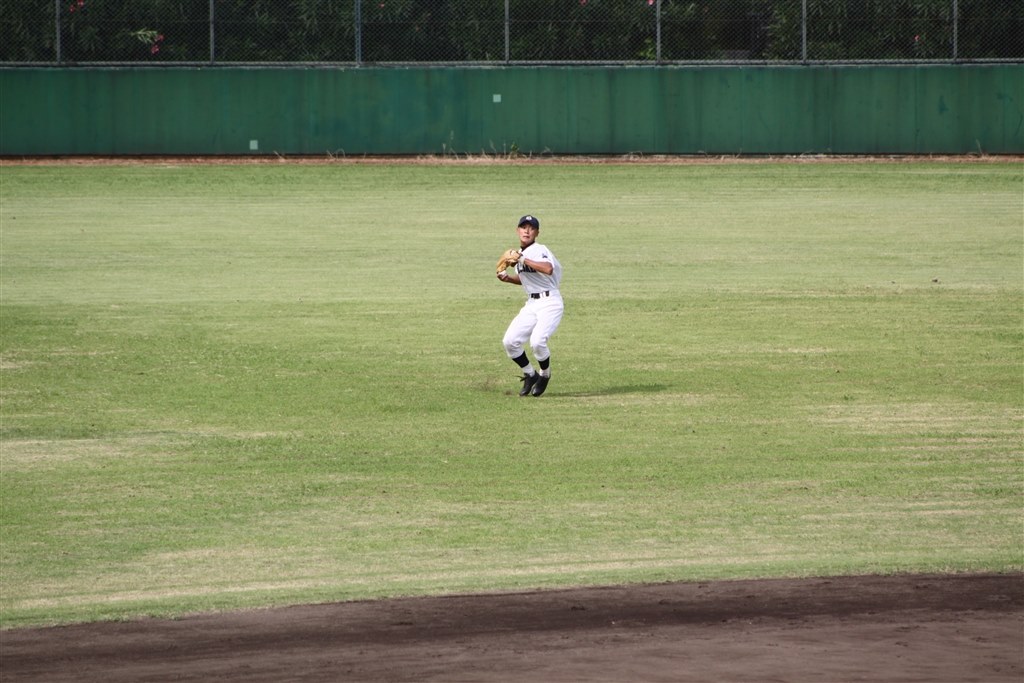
left=502, top=242, right=563, bottom=362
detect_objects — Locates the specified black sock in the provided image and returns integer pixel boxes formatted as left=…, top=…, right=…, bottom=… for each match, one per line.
left=512, top=353, right=534, bottom=374
left=538, top=357, right=550, bottom=376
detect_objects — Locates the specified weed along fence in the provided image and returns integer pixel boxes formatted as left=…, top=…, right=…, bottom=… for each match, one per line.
left=1, top=1, right=1022, bottom=156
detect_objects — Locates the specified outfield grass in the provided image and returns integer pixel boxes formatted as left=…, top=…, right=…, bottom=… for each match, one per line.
left=1, top=160, right=1021, bottom=628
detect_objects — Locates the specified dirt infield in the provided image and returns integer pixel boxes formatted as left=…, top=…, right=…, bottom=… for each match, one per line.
left=2, top=573, right=1021, bottom=682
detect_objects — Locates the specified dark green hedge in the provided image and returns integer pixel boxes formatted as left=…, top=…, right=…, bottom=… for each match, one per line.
left=1, top=0, right=1020, bottom=63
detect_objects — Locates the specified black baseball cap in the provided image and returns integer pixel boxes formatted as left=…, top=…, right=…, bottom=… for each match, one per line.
left=518, top=215, right=540, bottom=230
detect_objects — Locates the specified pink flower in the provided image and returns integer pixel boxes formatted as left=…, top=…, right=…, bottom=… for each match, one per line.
left=580, top=0, right=587, bottom=5
left=647, top=0, right=654, bottom=5
left=157, top=34, right=165, bottom=42
left=151, top=44, right=160, bottom=54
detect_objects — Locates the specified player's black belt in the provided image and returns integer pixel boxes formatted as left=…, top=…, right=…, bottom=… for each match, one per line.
left=529, top=291, right=551, bottom=299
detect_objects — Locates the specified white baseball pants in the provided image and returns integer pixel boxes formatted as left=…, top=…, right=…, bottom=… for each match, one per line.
left=502, top=292, right=564, bottom=362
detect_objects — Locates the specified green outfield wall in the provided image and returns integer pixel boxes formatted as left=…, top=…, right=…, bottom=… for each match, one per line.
left=1, top=65, right=1021, bottom=155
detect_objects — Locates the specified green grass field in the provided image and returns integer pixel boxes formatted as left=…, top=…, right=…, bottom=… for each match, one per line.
left=1, top=160, right=1021, bottom=628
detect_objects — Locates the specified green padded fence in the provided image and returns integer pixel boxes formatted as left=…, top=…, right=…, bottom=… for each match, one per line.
left=1, top=65, right=1021, bottom=155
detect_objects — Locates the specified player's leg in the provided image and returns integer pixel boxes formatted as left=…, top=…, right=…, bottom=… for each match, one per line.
left=503, top=307, right=540, bottom=395
left=528, top=299, right=564, bottom=396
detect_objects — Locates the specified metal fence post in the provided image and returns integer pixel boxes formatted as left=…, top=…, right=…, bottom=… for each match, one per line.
left=355, top=0, right=362, bottom=65
left=952, top=0, right=959, bottom=61
left=55, top=0, right=61, bottom=63
left=801, top=0, right=808, bottom=62
left=656, top=0, right=662, bottom=63
left=504, top=0, right=510, bottom=63
left=209, top=0, right=215, bottom=64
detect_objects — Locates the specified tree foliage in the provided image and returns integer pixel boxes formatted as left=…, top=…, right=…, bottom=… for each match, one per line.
left=0, top=0, right=1019, bottom=63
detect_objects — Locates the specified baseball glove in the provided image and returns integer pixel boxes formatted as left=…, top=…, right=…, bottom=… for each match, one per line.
left=496, top=248, right=522, bottom=274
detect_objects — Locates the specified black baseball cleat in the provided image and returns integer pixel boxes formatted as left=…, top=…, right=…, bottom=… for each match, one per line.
left=530, top=374, right=550, bottom=397
left=519, top=372, right=540, bottom=396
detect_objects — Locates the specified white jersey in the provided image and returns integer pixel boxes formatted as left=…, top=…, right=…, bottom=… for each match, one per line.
left=516, top=242, right=562, bottom=295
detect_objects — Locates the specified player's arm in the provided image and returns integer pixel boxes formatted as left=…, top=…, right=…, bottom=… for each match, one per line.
left=497, top=271, right=522, bottom=285
left=520, top=257, right=553, bottom=275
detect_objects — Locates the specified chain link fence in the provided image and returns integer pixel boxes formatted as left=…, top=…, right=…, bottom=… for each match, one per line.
left=2, top=0, right=1021, bottom=65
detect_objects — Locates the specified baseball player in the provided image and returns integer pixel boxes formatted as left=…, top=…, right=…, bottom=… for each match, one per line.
left=496, top=214, right=564, bottom=397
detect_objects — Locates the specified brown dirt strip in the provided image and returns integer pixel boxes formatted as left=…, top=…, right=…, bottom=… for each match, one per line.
left=2, top=573, right=1021, bottom=682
